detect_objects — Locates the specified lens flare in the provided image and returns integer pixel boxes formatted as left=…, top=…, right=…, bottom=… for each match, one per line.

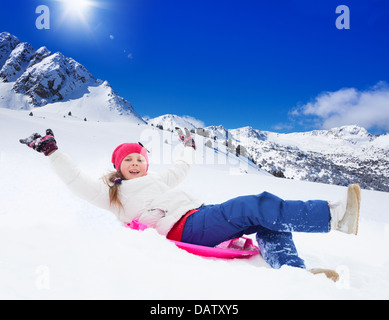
left=56, top=0, right=100, bottom=27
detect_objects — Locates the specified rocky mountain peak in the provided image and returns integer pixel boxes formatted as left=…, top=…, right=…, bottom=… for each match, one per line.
left=0, top=32, right=144, bottom=124
left=0, top=41, right=35, bottom=82
left=28, top=46, right=52, bottom=67
left=0, top=32, right=20, bottom=66
left=11, top=50, right=94, bottom=106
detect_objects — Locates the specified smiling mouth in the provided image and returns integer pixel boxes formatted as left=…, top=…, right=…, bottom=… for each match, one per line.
left=129, top=170, right=140, bottom=174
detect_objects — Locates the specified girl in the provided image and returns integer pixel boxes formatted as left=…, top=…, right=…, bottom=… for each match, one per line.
left=20, top=128, right=361, bottom=280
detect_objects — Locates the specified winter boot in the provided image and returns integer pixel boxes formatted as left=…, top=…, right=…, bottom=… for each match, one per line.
left=329, top=184, right=361, bottom=235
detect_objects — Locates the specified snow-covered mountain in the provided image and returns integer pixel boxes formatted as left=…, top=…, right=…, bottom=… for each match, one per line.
left=0, top=32, right=144, bottom=123
left=147, top=114, right=203, bottom=132
left=147, top=114, right=389, bottom=192
left=227, top=125, right=389, bottom=192
left=2, top=32, right=388, bottom=192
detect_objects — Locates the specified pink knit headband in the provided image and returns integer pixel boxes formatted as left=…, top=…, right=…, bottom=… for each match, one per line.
left=111, top=143, right=149, bottom=172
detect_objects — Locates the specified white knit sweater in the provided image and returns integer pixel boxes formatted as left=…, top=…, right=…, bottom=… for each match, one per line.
left=49, top=147, right=203, bottom=235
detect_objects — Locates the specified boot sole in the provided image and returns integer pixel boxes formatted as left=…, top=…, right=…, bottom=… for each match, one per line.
left=310, top=268, right=340, bottom=282
left=352, top=184, right=361, bottom=235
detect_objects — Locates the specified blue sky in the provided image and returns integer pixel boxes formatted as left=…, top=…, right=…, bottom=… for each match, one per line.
left=1, top=0, right=389, bottom=133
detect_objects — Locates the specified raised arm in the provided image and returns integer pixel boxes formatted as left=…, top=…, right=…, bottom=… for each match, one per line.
left=157, top=128, right=197, bottom=188
left=20, top=129, right=109, bottom=209
left=157, top=146, right=196, bottom=188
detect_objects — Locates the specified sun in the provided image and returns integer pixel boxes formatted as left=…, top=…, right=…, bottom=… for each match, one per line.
left=62, top=0, right=92, bottom=17
left=69, top=0, right=89, bottom=12
left=56, top=0, right=98, bottom=26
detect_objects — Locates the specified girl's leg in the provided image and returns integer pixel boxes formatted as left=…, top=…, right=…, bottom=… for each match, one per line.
left=183, top=192, right=330, bottom=244
left=255, top=226, right=306, bottom=269
left=181, top=192, right=330, bottom=268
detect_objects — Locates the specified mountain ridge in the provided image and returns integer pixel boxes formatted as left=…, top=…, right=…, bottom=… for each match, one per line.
left=1, top=32, right=388, bottom=192
left=147, top=114, right=389, bottom=192
left=0, top=32, right=145, bottom=123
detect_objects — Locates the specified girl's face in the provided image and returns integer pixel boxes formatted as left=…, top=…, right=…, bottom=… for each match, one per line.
left=120, top=153, right=148, bottom=180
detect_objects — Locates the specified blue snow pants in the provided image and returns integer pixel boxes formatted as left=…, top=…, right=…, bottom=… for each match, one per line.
left=181, top=192, right=331, bottom=269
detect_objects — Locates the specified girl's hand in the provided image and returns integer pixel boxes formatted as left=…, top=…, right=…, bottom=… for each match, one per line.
left=175, top=127, right=196, bottom=150
left=19, top=129, right=58, bottom=156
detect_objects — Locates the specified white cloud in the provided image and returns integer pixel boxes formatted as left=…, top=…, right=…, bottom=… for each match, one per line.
left=272, top=122, right=294, bottom=131
left=182, top=115, right=205, bottom=128
left=292, top=82, right=389, bottom=132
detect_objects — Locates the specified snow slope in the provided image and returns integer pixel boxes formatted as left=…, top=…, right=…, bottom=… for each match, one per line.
left=147, top=114, right=202, bottom=132
left=0, top=107, right=388, bottom=299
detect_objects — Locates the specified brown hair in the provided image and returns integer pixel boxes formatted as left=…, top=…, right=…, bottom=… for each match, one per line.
left=102, top=171, right=125, bottom=210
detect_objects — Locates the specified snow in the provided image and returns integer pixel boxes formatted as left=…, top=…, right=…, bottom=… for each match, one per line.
left=0, top=80, right=145, bottom=124
left=30, top=82, right=146, bottom=124
left=147, top=114, right=202, bottom=132
left=0, top=107, right=389, bottom=299
left=0, top=81, right=30, bottom=110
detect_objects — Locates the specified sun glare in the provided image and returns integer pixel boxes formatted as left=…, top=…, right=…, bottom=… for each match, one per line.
left=63, top=0, right=91, bottom=16
left=56, top=0, right=101, bottom=29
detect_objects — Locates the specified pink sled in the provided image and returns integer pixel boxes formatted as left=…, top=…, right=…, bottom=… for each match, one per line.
left=126, top=220, right=259, bottom=259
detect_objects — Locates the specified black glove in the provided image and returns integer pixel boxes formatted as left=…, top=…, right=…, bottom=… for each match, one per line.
left=19, top=129, right=58, bottom=156
left=175, top=127, right=196, bottom=150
